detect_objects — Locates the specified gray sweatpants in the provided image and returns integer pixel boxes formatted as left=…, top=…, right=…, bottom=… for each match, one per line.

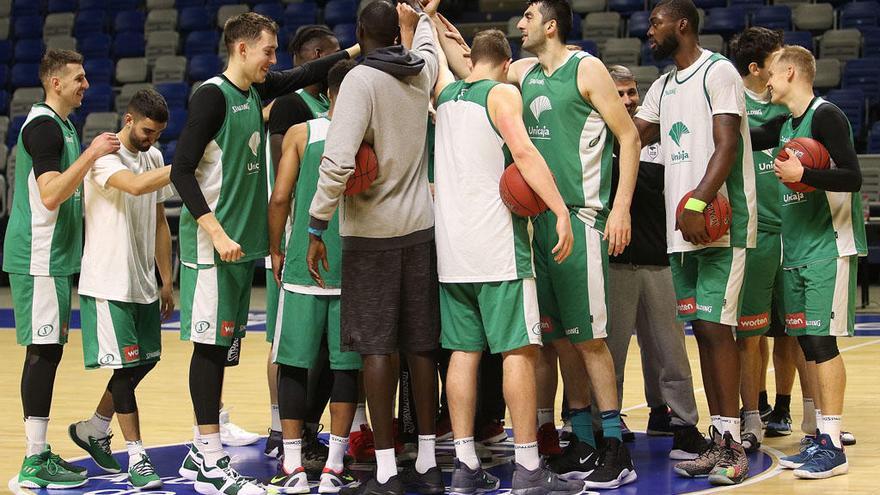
left=607, top=263, right=698, bottom=427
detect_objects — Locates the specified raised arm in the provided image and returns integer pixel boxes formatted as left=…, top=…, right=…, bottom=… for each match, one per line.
left=268, top=123, right=307, bottom=286
left=255, top=46, right=359, bottom=100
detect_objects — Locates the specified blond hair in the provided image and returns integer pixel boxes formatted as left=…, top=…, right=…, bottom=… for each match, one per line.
left=773, top=45, right=815, bottom=83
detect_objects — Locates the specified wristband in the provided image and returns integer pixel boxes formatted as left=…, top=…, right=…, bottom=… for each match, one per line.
left=308, top=227, right=324, bottom=237
left=684, top=197, right=707, bottom=213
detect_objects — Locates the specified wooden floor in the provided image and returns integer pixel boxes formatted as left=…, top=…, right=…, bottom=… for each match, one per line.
left=0, top=289, right=878, bottom=494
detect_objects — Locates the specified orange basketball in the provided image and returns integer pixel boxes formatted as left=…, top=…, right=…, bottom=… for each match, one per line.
left=675, top=191, right=732, bottom=242
left=344, top=142, right=379, bottom=196
left=776, top=137, right=830, bottom=193
left=499, top=163, right=547, bottom=217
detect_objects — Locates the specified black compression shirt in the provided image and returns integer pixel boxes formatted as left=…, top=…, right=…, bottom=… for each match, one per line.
left=22, top=117, right=64, bottom=178
left=268, top=92, right=314, bottom=136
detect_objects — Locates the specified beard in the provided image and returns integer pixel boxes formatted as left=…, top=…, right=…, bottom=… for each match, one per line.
left=651, top=36, right=679, bottom=60
left=129, top=134, right=151, bottom=152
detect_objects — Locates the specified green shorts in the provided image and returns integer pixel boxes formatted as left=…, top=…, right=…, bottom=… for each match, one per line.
left=534, top=210, right=609, bottom=343
left=272, top=289, right=361, bottom=370
left=9, top=273, right=72, bottom=346
left=783, top=256, right=857, bottom=337
left=440, top=278, right=542, bottom=354
left=80, top=296, right=161, bottom=369
left=669, top=247, right=747, bottom=326
left=737, top=230, right=784, bottom=338
left=179, top=262, right=255, bottom=347
left=265, top=269, right=280, bottom=343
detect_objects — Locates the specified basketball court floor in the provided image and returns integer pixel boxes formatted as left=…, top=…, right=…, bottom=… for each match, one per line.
left=1, top=288, right=877, bottom=495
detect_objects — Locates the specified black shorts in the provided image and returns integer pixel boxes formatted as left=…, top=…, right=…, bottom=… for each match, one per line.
left=340, top=241, right=440, bottom=355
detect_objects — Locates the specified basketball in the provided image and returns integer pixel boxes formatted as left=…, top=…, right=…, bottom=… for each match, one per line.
left=499, top=163, right=547, bottom=217
left=344, top=142, right=379, bottom=196
left=776, top=137, right=831, bottom=193
left=675, top=191, right=732, bottom=242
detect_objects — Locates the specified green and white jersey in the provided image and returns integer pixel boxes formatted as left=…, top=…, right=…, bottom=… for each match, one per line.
left=434, top=79, right=533, bottom=283
left=3, top=104, right=82, bottom=276
left=179, top=77, right=268, bottom=265
left=777, top=98, right=867, bottom=268
left=519, top=51, right=614, bottom=231
left=282, top=117, right=341, bottom=294
left=745, top=89, right=788, bottom=233
left=296, top=88, right=330, bottom=118
left=636, top=49, right=757, bottom=253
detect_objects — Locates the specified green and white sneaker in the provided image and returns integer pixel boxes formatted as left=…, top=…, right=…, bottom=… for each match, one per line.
left=129, top=453, right=163, bottom=489
left=18, top=451, right=88, bottom=489
left=195, top=456, right=265, bottom=495
left=44, top=445, right=87, bottom=476
left=68, top=421, right=121, bottom=474
left=179, top=444, right=203, bottom=481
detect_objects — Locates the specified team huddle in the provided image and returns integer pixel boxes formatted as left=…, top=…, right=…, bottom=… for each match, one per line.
left=4, top=0, right=866, bottom=493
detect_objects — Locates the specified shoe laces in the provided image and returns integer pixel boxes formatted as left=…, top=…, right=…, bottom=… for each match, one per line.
left=799, top=437, right=819, bottom=454
left=132, top=456, right=157, bottom=477
left=94, top=433, right=113, bottom=454
left=809, top=447, right=838, bottom=462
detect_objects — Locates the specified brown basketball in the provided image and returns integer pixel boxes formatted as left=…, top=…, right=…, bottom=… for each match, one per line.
left=344, top=142, right=379, bottom=196
left=675, top=190, right=732, bottom=242
left=776, top=137, right=831, bottom=193
left=500, top=163, right=547, bottom=217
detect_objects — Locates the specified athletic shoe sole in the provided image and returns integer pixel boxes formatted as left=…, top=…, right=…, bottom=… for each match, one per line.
left=764, top=428, right=792, bottom=437
left=673, top=467, right=710, bottom=478
left=67, top=424, right=121, bottom=474
left=583, top=469, right=637, bottom=489
left=19, top=479, right=89, bottom=490
left=707, top=472, right=747, bottom=485
left=448, top=479, right=501, bottom=495
left=220, top=437, right=260, bottom=447
left=669, top=449, right=700, bottom=460
left=131, top=479, right=163, bottom=490
left=778, top=459, right=806, bottom=470
left=646, top=429, right=674, bottom=437
left=557, top=469, right=595, bottom=481
left=793, top=462, right=849, bottom=479
left=179, top=464, right=199, bottom=481
left=268, top=484, right=310, bottom=494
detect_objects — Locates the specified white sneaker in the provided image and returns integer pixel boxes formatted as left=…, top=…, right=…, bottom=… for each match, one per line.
left=179, top=444, right=203, bottom=481
left=219, top=408, right=260, bottom=447
left=268, top=466, right=310, bottom=494
left=194, top=456, right=265, bottom=495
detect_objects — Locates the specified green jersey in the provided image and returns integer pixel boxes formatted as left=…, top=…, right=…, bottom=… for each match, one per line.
left=777, top=97, right=867, bottom=268
left=745, top=90, right=789, bottom=233
left=519, top=51, right=614, bottom=230
left=180, top=77, right=268, bottom=265
left=296, top=88, right=330, bottom=118
left=282, top=117, right=341, bottom=288
left=3, top=104, right=82, bottom=276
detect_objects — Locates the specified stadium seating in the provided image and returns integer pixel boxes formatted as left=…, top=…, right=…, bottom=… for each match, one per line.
left=839, top=1, right=880, bottom=29
left=43, top=13, right=75, bottom=38
left=113, top=32, right=147, bottom=59
left=153, top=55, right=187, bottom=83
left=156, top=82, right=189, bottom=110
left=826, top=88, right=865, bottom=135
left=115, top=11, right=146, bottom=34
left=753, top=6, right=792, bottom=31
left=253, top=3, right=284, bottom=23
left=820, top=29, right=862, bottom=61
left=160, top=109, right=187, bottom=142
left=842, top=58, right=880, bottom=102
left=783, top=30, right=813, bottom=52
left=792, top=3, right=834, bottom=31
left=79, top=33, right=112, bottom=59
left=218, top=4, right=249, bottom=27
left=45, top=35, right=77, bottom=51
left=702, top=7, right=746, bottom=37
left=83, top=58, right=114, bottom=85
left=116, top=57, right=150, bottom=84
left=188, top=54, right=222, bottom=81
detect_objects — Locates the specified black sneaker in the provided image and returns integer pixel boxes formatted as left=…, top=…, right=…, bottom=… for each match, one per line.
left=583, top=437, right=637, bottom=489
left=647, top=405, right=673, bottom=436
left=764, top=408, right=792, bottom=437
left=741, top=431, right=761, bottom=454
left=340, top=475, right=403, bottom=495
left=449, top=459, right=500, bottom=495
left=670, top=425, right=707, bottom=460
left=399, top=465, right=443, bottom=494
left=511, top=462, right=587, bottom=495
left=264, top=429, right=283, bottom=458
left=303, top=424, right=329, bottom=474
left=548, top=434, right=598, bottom=480
left=620, top=415, right=636, bottom=443
left=759, top=403, right=773, bottom=424
left=841, top=431, right=856, bottom=446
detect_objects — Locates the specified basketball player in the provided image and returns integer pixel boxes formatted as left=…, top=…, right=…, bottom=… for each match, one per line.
left=751, top=45, right=865, bottom=479
left=634, top=0, right=757, bottom=485
left=170, top=12, right=358, bottom=493
left=68, top=89, right=173, bottom=490
left=307, top=2, right=442, bottom=493
left=4, top=49, right=120, bottom=489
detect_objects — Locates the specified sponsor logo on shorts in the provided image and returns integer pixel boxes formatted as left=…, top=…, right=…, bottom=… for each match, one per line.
left=530, top=322, right=542, bottom=336
left=785, top=312, right=806, bottom=329
left=36, top=324, right=54, bottom=337
left=220, top=321, right=235, bottom=337
left=540, top=316, right=554, bottom=334
left=194, top=320, right=211, bottom=333
left=739, top=313, right=769, bottom=330
left=565, top=327, right=580, bottom=336
left=697, top=304, right=713, bottom=313
left=123, top=345, right=140, bottom=362
left=806, top=319, right=823, bottom=328
left=677, top=297, right=697, bottom=315
left=144, top=350, right=161, bottom=360
left=100, top=354, right=116, bottom=365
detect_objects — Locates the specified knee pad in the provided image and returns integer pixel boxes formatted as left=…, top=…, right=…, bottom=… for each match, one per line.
left=26, top=344, right=63, bottom=367
left=798, top=335, right=839, bottom=364
left=278, top=365, right=309, bottom=420
left=109, top=368, right=139, bottom=414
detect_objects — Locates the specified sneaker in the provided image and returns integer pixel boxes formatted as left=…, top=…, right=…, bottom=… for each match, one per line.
left=68, top=421, right=121, bottom=474
left=436, top=417, right=452, bottom=441
left=548, top=435, right=598, bottom=480
left=559, top=419, right=574, bottom=442
left=17, top=451, right=87, bottom=489
left=267, top=465, right=310, bottom=494
left=340, top=475, right=403, bottom=495
left=841, top=431, right=856, bottom=446
left=670, top=425, right=706, bottom=460
left=583, top=438, right=637, bottom=489
left=399, top=465, right=443, bottom=494
left=511, top=461, right=587, bottom=495
left=793, top=434, right=849, bottom=479
left=646, top=405, right=673, bottom=436
left=348, top=425, right=376, bottom=463
left=44, top=445, right=87, bottom=476
left=620, top=415, right=635, bottom=443
left=537, top=422, right=562, bottom=457
left=673, top=426, right=723, bottom=478
left=779, top=435, right=820, bottom=469
left=180, top=443, right=203, bottom=480
left=475, top=441, right=494, bottom=462
left=741, top=431, right=761, bottom=454
left=219, top=408, right=260, bottom=447
left=475, top=419, right=507, bottom=445
left=397, top=443, right=418, bottom=463
left=304, top=424, right=330, bottom=473
left=265, top=429, right=283, bottom=458
left=449, top=459, right=500, bottom=495
left=759, top=403, right=773, bottom=424
left=195, top=456, right=266, bottom=495
left=708, top=433, right=749, bottom=486
left=764, top=409, right=792, bottom=437
left=129, top=454, right=163, bottom=490
left=319, top=467, right=359, bottom=493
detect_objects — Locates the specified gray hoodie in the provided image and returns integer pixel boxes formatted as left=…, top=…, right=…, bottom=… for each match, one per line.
left=309, top=14, right=438, bottom=250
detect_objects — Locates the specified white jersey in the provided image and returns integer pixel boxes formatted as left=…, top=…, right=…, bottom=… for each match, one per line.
left=636, top=49, right=757, bottom=253
left=79, top=143, right=171, bottom=303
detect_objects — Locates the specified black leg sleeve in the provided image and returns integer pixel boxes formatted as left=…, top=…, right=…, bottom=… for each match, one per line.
left=305, top=337, right=334, bottom=423
left=279, top=364, right=309, bottom=420
left=21, top=344, right=63, bottom=418
left=190, top=343, right=228, bottom=425
left=330, top=369, right=359, bottom=404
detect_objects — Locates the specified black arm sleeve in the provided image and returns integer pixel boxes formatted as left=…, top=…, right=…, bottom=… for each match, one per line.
left=800, top=104, right=862, bottom=192
left=23, top=118, right=65, bottom=178
left=170, top=86, right=226, bottom=219
left=255, top=50, right=351, bottom=100
left=750, top=114, right=788, bottom=151
left=268, top=93, right=314, bottom=136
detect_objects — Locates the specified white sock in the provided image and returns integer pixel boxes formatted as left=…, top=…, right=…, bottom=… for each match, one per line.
left=126, top=440, right=146, bottom=464
left=514, top=441, right=541, bottom=471
left=802, top=398, right=816, bottom=433
left=351, top=403, right=368, bottom=433
left=326, top=435, right=348, bottom=472
left=711, top=415, right=722, bottom=434
left=282, top=438, right=303, bottom=473
left=196, top=432, right=224, bottom=467
left=454, top=437, right=480, bottom=470
left=822, top=415, right=843, bottom=448
left=270, top=404, right=281, bottom=432
left=743, top=410, right=763, bottom=439
left=88, top=412, right=112, bottom=435
left=415, top=434, right=436, bottom=474
left=24, top=416, right=49, bottom=457
left=537, top=408, right=554, bottom=427
left=719, top=416, right=741, bottom=443
left=815, top=409, right=824, bottom=435
left=375, top=448, right=397, bottom=484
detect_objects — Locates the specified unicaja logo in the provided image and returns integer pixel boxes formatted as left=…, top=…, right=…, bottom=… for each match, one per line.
left=669, top=121, right=690, bottom=147
left=248, top=131, right=261, bottom=156
left=529, top=96, right=552, bottom=121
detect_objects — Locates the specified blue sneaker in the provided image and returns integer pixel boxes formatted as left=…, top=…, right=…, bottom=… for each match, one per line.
left=779, top=435, right=819, bottom=469
left=793, top=434, right=848, bottom=479
left=764, top=409, right=792, bottom=437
